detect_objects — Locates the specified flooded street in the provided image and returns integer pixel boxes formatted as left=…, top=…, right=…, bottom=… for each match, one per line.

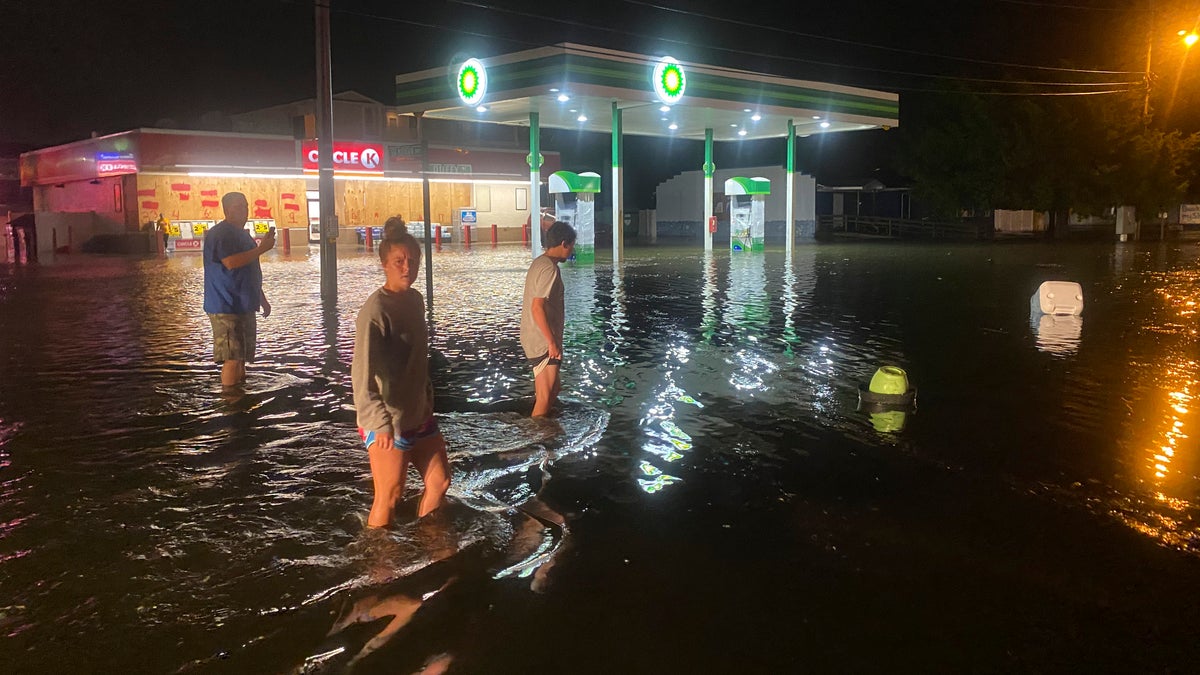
left=2, top=240, right=1199, bottom=672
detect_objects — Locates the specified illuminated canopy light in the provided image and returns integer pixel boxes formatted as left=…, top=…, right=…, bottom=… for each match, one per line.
left=457, top=58, right=487, bottom=106
left=820, top=121, right=831, bottom=128
left=652, top=56, right=686, bottom=105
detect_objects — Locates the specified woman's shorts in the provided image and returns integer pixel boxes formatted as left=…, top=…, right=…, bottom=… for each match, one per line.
left=528, top=352, right=562, bottom=378
left=359, top=416, right=440, bottom=452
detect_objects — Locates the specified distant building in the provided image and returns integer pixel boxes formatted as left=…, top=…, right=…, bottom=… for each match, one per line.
left=19, top=125, right=557, bottom=255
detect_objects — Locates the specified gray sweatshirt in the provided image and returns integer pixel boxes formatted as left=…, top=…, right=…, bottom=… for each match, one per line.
left=351, top=286, right=433, bottom=435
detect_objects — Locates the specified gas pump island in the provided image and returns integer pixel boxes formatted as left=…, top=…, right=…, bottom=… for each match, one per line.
left=725, top=177, right=770, bottom=252
left=549, top=170, right=601, bottom=263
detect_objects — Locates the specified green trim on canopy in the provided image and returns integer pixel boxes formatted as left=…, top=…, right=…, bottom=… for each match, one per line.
left=394, top=44, right=898, bottom=140
left=724, top=176, right=771, bottom=195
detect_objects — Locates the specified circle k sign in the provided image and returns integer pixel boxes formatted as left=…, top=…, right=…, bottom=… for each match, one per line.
left=301, top=141, right=385, bottom=174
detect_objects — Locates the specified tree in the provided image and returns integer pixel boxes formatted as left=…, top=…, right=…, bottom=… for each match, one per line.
left=897, top=86, right=1200, bottom=221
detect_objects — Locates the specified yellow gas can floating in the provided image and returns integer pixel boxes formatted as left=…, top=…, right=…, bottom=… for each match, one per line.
left=859, top=365, right=916, bottom=407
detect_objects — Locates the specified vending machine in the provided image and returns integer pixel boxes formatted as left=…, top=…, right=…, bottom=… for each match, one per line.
left=549, top=170, right=601, bottom=263
left=724, top=177, right=770, bottom=252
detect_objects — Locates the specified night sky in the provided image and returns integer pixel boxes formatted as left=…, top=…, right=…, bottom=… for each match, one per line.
left=3, top=0, right=1195, bottom=197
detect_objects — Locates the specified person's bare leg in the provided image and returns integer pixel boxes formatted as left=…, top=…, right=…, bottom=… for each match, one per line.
left=411, top=434, right=451, bottom=517
left=221, top=359, right=244, bottom=388
left=532, top=363, right=559, bottom=417
left=550, top=369, right=562, bottom=410
left=367, top=442, right=407, bottom=527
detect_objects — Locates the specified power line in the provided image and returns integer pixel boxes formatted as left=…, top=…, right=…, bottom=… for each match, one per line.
left=993, top=0, right=1134, bottom=12
left=881, top=86, right=1140, bottom=96
left=622, top=0, right=1141, bottom=75
left=445, top=0, right=1140, bottom=91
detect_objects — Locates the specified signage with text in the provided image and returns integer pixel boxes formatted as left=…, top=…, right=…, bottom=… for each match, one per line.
left=1181, top=204, right=1200, bottom=225
left=96, top=152, right=138, bottom=177
left=301, top=141, right=384, bottom=174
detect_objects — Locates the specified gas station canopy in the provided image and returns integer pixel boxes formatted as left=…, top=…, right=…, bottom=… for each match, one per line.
left=395, top=43, right=899, bottom=140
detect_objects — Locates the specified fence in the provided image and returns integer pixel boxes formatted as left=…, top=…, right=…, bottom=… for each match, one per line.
left=819, top=215, right=990, bottom=240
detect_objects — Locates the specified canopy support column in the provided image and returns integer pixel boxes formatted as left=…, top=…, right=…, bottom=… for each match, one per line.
left=612, top=102, right=623, bottom=263
left=786, top=119, right=795, bottom=254
left=529, top=112, right=542, bottom=258
left=703, top=128, right=714, bottom=252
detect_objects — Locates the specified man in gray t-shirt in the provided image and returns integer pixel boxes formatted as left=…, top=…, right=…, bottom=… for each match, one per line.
left=521, top=221, right=576, bottom=416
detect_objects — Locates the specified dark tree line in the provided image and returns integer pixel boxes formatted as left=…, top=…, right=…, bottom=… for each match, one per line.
left=895, top=87, right=1200, bottom=221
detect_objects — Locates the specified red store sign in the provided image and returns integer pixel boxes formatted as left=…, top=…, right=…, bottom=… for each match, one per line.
left=301, top=141, right=384, bottom=174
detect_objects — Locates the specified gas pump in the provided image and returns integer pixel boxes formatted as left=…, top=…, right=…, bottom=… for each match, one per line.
left=549, top=170, right=601, bottom=263
left=724, top=177, right=770, bottom=252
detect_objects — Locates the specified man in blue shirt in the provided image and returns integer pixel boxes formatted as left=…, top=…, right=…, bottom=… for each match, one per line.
left=203, top=192, right=275, bottom=389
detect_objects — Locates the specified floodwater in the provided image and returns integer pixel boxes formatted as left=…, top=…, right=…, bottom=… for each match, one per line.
left=1, top=240, right=1199, bottom=673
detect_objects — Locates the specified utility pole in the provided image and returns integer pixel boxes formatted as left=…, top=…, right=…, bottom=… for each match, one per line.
left=1143, top=0, right=1155, bottom=120
left=315, top=0, right=337, bottom=301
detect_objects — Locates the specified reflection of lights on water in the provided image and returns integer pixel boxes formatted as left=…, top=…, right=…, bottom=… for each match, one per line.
left=660, top=420, right=691, bottom=442
left=676, top=394, right=703, bottom=407
left=1146, top=380, right=1191, bottom=480
left=729, top=348, right=779, bottom=391
left=639, top=461, right=662, bottom=476
left=638, top=474, right=681, bottom=493
left=668, top=343, right=691, bottom=363
left=642, top=441, right=684, bottom=463
left=1031, top=313, right=1082, bottom=356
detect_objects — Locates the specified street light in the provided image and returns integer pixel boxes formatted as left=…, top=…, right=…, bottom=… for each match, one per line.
left=1143, top=26, right=1198, bottom=118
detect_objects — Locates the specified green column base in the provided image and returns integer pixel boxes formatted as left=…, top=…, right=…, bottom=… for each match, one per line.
left=571, top=244, right=595, bottom=264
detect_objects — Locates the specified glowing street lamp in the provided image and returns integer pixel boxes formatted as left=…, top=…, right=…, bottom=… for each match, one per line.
left=1143, top=28, right=1199, bottom=118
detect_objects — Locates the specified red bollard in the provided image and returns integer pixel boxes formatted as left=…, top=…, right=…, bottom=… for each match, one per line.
left=491, top=223, right=497, bottom=246
left=463, top=224, right=471, bottom=247
left=364, top=225, right=374, bottom=252
left=434, top=225, right=442, bottom=251
left=281, top=227, right=291, bottom=254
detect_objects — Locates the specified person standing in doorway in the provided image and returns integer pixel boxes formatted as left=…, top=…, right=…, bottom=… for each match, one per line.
left=352, top=217, right=451, bottom=527
left=203, top=192, right=274, bottom=390
left=521, top=220, right=575, bottom=417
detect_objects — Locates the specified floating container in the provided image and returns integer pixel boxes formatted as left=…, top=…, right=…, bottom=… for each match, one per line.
left=1030, top=281, right=1084, bottom=316
left=858, top=365, right=917, bottom=407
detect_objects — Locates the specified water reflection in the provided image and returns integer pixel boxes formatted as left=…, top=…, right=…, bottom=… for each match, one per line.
left=1105, top=266, right=1200, bottom=552
left=1031, top=312, right=1083, bottom=356
left=7, top=244, right=1200, bottom=671
left=700, top=251, right=718, bottom=343
left=723, top=253, right=776, bottom=392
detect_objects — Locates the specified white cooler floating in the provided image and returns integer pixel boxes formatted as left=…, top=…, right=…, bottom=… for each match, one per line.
left=1030, top=281, right=1084, bottom=316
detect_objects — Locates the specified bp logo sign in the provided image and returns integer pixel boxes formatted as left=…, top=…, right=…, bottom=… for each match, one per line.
left=652, top=57, right=685, bottom=105
left=457, top=58, right=487, bottom=106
